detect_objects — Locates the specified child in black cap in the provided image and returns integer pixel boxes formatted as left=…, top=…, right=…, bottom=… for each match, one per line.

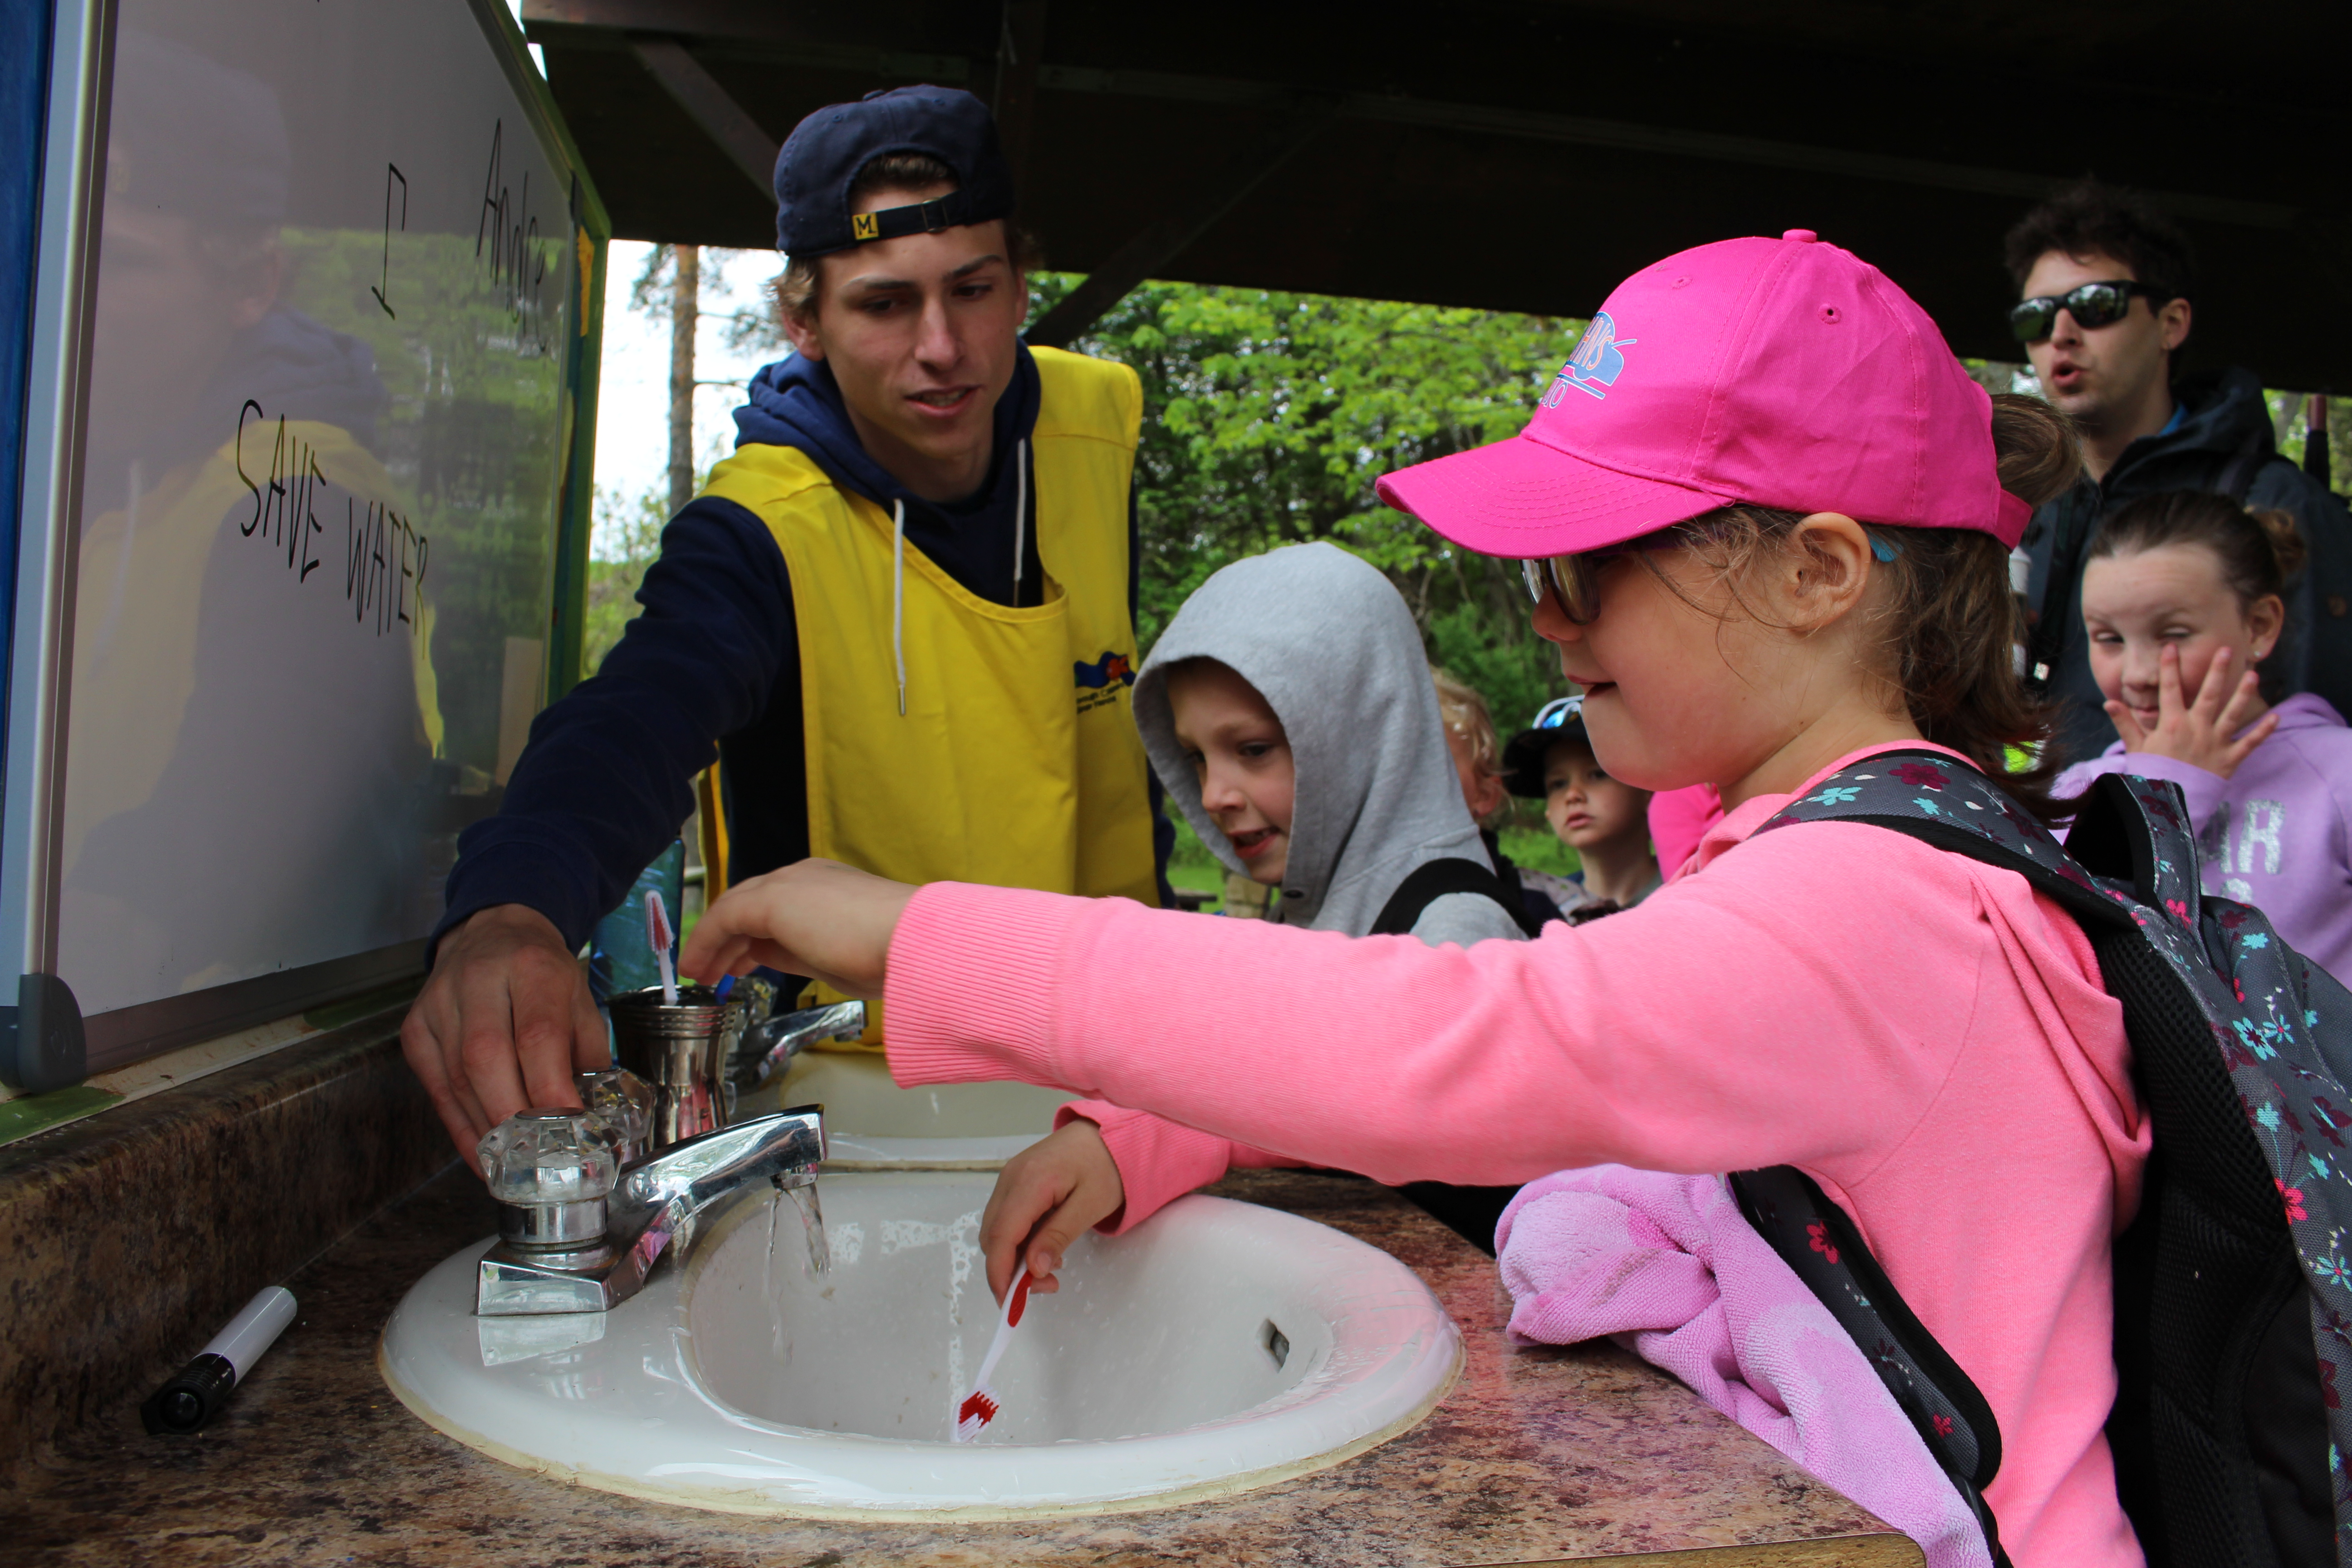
left=1500, top=696, right=1660, bottom=921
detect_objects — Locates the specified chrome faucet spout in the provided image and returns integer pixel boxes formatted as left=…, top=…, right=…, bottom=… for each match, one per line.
left=476, top=1104, right=826, bottom=1317
left=738, top=1000, right=865, bottom=1090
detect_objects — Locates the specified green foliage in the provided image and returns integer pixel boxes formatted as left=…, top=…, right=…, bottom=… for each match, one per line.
left=1499, top=819, right=1582, bottom=879
left=583, top=485, right=667, bottom=675
left=1426, top=603, right=1561, bottom=743
left=2264, top=392, right=2352, bottom=488
left=1164, top=812, right=1229, bottom=909
left=1027, top=274, right=1581, bottom=720
left=1166, top=808, right=1221, bottom=876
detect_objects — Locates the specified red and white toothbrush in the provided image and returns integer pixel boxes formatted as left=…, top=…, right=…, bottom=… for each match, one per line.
left=952, top=1271, right=1035, bottom=1442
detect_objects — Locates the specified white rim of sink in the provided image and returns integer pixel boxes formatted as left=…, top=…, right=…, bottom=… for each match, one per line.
left=379, top=1186, right=1463, bottom=1519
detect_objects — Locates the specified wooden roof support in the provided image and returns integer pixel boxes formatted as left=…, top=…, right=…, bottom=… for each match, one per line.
left=628, top=34, right=779, bottom=199
left=1027, top=99, right=1337, bottom=349
left=992, top=0, right=1047, bottom=201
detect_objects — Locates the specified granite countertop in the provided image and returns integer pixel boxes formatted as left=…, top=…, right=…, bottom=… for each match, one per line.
left=1, top=1163, right=1921, bottom=1567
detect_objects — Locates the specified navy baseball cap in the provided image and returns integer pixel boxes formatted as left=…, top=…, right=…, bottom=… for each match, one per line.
left=1501, top=696, right=1592, bottom=798
left=773, top=86, right=1016, bottom=256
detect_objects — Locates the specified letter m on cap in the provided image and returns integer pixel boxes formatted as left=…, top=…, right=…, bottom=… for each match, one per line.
left=852, top=212, right=880, bottom=241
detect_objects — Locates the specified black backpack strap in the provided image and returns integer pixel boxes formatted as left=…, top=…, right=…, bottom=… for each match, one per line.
left=1760, top=752, right=2343, bottom=1566
left=1369, top=857, right=1519, bottom=937
left=1482, top=840, right=1565, bottom=938
left=1729, top=1166, right=2014, bottom=1568
left=1753, top=750, right=2136, bottom=935
left=1373, top=860, right=1531, bottom=1252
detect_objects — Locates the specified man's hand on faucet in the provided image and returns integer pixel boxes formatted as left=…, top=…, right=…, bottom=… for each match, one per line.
left=681, top=858, right=916, bottom=1000
left=402, top=903, right=611, bottom=1161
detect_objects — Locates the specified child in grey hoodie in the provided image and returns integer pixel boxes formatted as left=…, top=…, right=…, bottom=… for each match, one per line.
left=1132, top=541, right=1528, bottom=947
left=2056, top=490, right=2352, bottom=985
left=975, top=542, right=1527, bottom=1255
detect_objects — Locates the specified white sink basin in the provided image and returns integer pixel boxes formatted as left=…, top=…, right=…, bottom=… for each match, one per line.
left=379, top=1171, right=1460, bottom=1518
left=742, top=1050, right=1076, bottom=1168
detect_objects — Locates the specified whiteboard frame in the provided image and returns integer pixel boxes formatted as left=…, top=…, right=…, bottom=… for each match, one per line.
left=5, top=0, right=611, bottom=1074
left=1, top=0, right=113, bottom=1008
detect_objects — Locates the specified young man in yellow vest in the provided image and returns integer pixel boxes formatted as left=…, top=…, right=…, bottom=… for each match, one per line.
left=401, top=87, right=1167, bottom=1159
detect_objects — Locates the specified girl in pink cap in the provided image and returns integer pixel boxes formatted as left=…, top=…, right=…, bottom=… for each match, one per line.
left=685, top=233, right=2141, bottom=1567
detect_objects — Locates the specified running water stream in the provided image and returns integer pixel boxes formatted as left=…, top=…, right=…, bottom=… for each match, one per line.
left=787, top=1181, right=829, bottom=1278
left=762, top=1176, right=831, bottom=1299
left=761, top=1179, right=832, bottom=1361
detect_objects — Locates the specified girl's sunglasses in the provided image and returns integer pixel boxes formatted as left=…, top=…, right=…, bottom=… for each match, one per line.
left=2007, top=279, right=2168, bottom=344
left=1521, top=523, right=1902, bottom=624
left=1521, top=543, right=1642, bottom=625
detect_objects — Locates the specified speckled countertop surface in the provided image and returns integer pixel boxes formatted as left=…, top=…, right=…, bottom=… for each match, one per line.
left=0, top=1164, right=1919, bottom=1567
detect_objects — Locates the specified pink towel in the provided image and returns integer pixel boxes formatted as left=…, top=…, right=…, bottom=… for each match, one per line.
left=1497, top=1165, right=1991, bottom=1568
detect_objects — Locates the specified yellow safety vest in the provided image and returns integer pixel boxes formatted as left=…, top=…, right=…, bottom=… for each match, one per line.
left=699, top=346, right=1159, bottom=1047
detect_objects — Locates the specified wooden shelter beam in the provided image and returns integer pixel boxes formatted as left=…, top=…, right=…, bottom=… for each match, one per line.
left=991, top=0, right=1048, bottom=199
left=627, top=35, right=780, bottom=199
left=1026, top=100, right=1338, bottom=349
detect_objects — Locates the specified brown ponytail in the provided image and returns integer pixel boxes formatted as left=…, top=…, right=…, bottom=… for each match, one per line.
left=1652, top=393, right=2082, bottom=820
left=1989, top=393, right=2082, bottom=514
left=2256, top=509, right=2310, bottom=584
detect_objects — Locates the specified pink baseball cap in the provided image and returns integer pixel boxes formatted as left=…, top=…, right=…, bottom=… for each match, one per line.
left=1375, top=230, right=2032, bottom=557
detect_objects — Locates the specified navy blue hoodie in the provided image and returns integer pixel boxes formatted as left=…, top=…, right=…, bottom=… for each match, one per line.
left=435, top=343, right=1166, bottom=957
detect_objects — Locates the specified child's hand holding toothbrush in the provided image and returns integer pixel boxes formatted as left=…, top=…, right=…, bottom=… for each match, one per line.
left=980, top=1119, right=1126, bottom=1302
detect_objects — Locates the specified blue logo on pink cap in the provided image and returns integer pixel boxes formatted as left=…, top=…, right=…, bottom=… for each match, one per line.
left=1543, top=311, right=1638, bottom=406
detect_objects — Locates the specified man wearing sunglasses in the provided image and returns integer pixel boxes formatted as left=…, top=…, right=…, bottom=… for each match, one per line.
left=2003, top=180, right=2352, bottom=765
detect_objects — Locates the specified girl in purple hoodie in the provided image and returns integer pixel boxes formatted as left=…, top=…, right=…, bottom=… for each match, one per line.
left=2057, top=490, right=2352, bottom=983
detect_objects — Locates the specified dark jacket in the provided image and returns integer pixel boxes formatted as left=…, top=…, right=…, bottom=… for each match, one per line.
left=2022, top=367, right=2352, bottom=767
left=433, top=343, right=1170, bottom=958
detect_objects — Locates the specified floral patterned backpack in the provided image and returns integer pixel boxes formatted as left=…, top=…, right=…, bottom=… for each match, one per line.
left=1728, top=749, right=2352, bottom=1568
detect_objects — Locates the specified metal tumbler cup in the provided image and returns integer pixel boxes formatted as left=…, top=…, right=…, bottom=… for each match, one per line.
left=605, top=985, right=745, bottom=1149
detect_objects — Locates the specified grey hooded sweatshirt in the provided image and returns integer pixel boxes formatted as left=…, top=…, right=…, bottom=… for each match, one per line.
left=1132, top=543, right=1525, bottom=947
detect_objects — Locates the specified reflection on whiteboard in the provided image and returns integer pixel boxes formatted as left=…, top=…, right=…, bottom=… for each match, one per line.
left=58, top=2, right=579, bottom=1017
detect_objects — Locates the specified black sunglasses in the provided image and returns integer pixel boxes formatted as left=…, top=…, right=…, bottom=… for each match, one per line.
left=1521, top=542, right=1646, bottom=625
left=2008, top=280, right=2170, bottom=344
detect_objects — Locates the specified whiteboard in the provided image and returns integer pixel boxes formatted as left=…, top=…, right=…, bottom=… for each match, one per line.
left=46, top=0, right=599, bottom=1053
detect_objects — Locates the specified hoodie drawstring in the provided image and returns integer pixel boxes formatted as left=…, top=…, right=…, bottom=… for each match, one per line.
left=893, top=438, right=1024, bottom=714
left=1011, top=437, right=1029, bottom=606
left=891, top=498, right=907, bottom=717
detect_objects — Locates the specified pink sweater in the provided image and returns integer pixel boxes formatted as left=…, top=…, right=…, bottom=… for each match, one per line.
left=886, top=745, right=2147, bottom=1568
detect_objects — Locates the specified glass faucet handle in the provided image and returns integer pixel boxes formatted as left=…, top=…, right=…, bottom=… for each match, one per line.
left=476, top=1108, right=622, bottom=1206
left=575, top=1068, right=655, bottom=1152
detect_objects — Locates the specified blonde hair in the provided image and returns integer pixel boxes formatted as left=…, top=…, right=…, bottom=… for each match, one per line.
left=1431, top=667, right=1508, bottom=824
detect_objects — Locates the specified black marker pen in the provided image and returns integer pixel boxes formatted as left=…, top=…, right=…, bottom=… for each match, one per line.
left=140, top=1286, right=297, bottom=1435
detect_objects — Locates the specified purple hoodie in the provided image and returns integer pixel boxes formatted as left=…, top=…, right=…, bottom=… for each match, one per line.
left=2055, top=693, right=2352, bottom=985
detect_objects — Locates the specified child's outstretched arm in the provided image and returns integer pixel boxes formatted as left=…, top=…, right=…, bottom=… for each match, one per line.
left=689, top=823, right=2110, bottom=1207
left=876, top=819, right=2117, bottom=1193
